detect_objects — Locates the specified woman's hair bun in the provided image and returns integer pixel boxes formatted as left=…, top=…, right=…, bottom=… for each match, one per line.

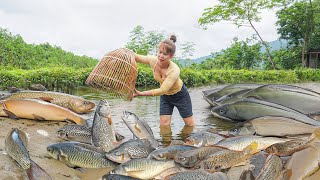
left=169, top=34, right=177, bottom=43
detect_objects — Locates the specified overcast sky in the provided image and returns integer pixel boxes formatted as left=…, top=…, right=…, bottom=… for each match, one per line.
left=0, top=0, right=280, bottom=59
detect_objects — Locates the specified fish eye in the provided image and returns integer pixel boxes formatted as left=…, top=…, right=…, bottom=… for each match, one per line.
left=115, top=151, right=121, bottom=156
left=231, top=128, right=239, bottom=133
left=47, top=147, right=51, bottom=152
left=179, top=157, right=186, bottom=161
left=219, top=109, right=225, bottom=114
left=158, top=154, right=164, bottom=158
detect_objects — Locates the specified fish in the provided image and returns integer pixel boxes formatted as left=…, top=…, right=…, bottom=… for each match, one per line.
left=265, top=128, right=320, bottom=156
left=285, top=146, right=320, bottom=180
left=174, top=146, right=225, bottom=168
left=47, top=142, right=118, bottom=168
left=102, top=174, right=140, bottom=180
left=57, top=124, right=92, bottom=144
left=165, top=170, right=229, bottom=180
left=203, top=142, right=258, bottom=172
left=215, top=135, right=288, bottom=151
left=105, top=139, right=154, bottom=163
left=202, top=84, right=262, bottom=106
left=2, top=90, right=95, bottom=114
left=217, top=84, right=320, bottom=114
left=211, top=98, right=320, bottom=126
left=255, top=154, right=283, bottom=180
left=5, top=128, right=51, bottom=180
left=92, top=100, right=117, bottom=152
left=149, top=145, right=196, bottom=160
left=0, top=99, right=86, bottom=125
left=229, top=116, right=319, bottom=137
left=121, top=110, right=159, bottom=148
left=57, top=124, right=125, bottom=144
left=110, top=158, right=177, bottom=179
left=185, top=131, right=225, bottom=147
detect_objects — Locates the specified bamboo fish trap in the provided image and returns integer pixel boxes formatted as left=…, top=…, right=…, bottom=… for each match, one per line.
left=85, top=48, right=138, bottom=101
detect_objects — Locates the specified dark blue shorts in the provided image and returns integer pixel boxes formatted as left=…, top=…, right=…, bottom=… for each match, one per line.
left=160, top=84, right=193, bottom=118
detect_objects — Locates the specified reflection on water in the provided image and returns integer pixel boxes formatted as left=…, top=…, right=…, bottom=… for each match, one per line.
left=71, top=85, right=234, bottom=146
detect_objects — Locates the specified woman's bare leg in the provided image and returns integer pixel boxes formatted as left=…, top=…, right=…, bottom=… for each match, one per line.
left=160, top=115, right=172, bottom=126
left=183, top=115, right=196, bottom=126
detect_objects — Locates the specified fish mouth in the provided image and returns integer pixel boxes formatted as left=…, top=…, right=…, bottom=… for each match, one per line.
left=210, top=111, right=232, bottom=121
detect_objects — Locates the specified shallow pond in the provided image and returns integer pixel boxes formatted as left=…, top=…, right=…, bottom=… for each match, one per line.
left=73, top=85, right=236, bottom=146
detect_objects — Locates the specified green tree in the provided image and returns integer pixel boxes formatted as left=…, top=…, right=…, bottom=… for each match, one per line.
left=198, top=0, right=287, bottom=69
left=125, top=25, right=165, bottom=55
left=180, top=41, right=196, bottom=60
left=199, top=39, right=262, bottom=70
left=276, top=0, right=320, bottom=67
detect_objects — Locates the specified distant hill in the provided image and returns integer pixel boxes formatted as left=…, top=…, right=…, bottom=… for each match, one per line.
left=178, top=39, right=289, bottom=66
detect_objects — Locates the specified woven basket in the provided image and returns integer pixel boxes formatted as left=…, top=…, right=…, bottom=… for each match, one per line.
left=85, top=48, right=137, bottom=101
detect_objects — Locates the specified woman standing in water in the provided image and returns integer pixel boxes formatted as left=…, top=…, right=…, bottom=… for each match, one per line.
left=133, top=35, right=195, bottom=127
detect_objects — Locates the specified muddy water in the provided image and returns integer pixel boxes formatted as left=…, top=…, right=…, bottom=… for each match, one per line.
left=73, top=85, right=235, bottom=146
left=2, top=82, right=320, bottom=180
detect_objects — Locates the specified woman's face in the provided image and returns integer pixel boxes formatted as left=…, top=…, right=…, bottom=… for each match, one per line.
left=157, top=44, right=173, bottom=66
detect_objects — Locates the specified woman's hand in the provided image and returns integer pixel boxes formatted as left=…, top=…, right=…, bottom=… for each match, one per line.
left=133, top=89, right=142, bottom=98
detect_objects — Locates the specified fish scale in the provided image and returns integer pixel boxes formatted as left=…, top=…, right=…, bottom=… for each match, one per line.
left=5, top=128, right=31, bottom=169
left=4, top=91, right=95, bottom=114
left=92, top=100, right=116, bottom=152
left=110, top=158, right=176, bottom=179
left=47, top=142, right=118, bottom=168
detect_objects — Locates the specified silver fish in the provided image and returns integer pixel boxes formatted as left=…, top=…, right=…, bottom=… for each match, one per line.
left=5, top=128, right=51, bottom=180
left=92, top=100, right=117, bottom=152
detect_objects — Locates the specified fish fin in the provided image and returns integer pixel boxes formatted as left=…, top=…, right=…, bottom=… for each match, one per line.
left=115, top=132, right=125, bottom=141
left=26, top=160, right=52, bottom=180
left=32, top=114, right=46, bottom=121
left=243, top=141, right=259, bottom=154
left=39, top=97, right=54, bottom=102
left=239, top=170, right=255, bottom=180
left=134, top=124, right=142, bottom=133
left=108, top=117, right=113, bottom=126
left=246, top=95, right=262, bottom=100
left=3, top=109, right=19, bottom=120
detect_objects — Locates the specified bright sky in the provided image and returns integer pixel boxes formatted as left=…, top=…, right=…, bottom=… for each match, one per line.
left=0, top=0, right=280, bottom=59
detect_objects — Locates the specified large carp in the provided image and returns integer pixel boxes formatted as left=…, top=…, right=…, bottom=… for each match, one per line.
left=2, top=90, right=95, bottom=114
left=0, top=99, right=85, bottom=125
left=5, top=128, right=51, bottom=180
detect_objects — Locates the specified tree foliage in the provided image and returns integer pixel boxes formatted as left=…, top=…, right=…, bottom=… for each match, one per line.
left=125, top=25, right=165, bottom=55
left=197, top=39, right=262, bottom=70
left=0, top=28, right=98, bottom=70
left=198, top=0, right=287, bottom=69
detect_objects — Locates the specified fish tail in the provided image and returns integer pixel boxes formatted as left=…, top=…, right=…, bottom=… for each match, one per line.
left=26, top=160, right=52, bottom=180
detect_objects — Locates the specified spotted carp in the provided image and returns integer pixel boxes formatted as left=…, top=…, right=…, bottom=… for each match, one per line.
left=5, top=128, right=51, bottom=180
left=0, top=99, right=85, bottom=125
left=2, top=90, right=95, bottom=114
